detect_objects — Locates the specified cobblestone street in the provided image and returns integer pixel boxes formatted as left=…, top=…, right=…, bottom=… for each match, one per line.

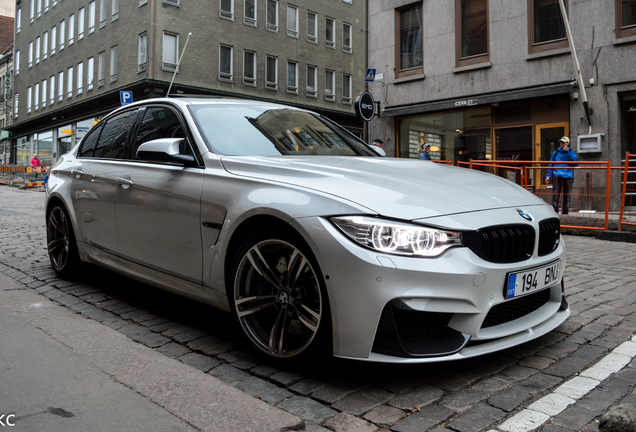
left=1, top=186, right=635, bottom=432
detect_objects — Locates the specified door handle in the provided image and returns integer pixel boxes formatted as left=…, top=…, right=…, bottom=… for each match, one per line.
left=116, top=176, right=134, bottom=188
left=71, top=169, right=83, bottom=179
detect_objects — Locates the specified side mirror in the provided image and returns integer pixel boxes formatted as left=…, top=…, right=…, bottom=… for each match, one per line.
left=136, top=138, right=197, bottom=167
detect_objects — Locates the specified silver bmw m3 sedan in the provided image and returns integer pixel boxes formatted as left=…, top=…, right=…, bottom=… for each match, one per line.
left=45, top=97, right=569, bottom=364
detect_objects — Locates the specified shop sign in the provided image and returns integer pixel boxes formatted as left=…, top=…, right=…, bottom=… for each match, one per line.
left=76, top=127, right=90, bottom=139
left=454, top=99, right=478, bottom=107
left=354, top=91, right=376, bottom=122
left=628, top=106, right=636, bottom=112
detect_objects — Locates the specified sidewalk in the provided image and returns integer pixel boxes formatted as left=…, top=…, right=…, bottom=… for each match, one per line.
left=0, top=273, right=303, bottom=432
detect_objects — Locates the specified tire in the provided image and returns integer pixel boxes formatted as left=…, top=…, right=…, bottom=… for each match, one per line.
left=229, top=227, right=331, bottom=363
left=46, top=203, right=81, bottom=278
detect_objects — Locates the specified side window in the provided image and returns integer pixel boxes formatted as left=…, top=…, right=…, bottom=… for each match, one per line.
left=93, top=110, right=139, bottom=159
left=77, top=122, right=104, bottom=157
left=132, top=106, right=190, bottom=159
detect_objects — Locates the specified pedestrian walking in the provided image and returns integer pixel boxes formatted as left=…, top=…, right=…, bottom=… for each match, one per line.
left=418, top=144, right=432, bottom=160
left=545, top=137, right=578, bottom=214
left=30, top=154, right=41, bottom=167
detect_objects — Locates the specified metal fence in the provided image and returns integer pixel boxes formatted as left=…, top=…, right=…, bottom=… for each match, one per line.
left=458, top=159, right=635, bottom=232
left=0, top=165, right=49, bottom=187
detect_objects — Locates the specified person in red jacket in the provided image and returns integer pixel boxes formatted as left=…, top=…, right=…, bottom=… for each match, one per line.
left=31, top=154, right=41, bottom=167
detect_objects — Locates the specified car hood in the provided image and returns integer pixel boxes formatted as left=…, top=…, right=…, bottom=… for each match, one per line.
left=220, top=156, right=547, bottom=220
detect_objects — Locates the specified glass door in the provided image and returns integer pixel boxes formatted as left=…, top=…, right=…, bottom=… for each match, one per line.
left=535, top=123, right=568, bottom=190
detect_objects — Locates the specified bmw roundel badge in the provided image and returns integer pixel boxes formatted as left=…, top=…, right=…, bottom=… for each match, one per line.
left=517, top=209, right=533, bottom=221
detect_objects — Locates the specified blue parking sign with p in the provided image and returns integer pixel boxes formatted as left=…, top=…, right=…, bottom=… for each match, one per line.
left=120, top=91, right=133, bottom=106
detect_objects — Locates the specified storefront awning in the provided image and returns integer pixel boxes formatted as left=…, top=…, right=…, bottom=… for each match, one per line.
left=382, top=81, right=574, bottom=117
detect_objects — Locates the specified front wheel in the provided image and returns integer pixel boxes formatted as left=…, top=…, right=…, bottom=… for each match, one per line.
left=46, top=204, right=81, bottom=278
left=229, top=228, right=330, bottom=362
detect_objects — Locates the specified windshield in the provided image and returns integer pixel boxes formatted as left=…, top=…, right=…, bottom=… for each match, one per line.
left=188, top=104, right=377, bottom=156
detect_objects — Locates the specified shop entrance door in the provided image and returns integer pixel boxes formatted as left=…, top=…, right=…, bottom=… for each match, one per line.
left=535, top=123, right=568, bottom=190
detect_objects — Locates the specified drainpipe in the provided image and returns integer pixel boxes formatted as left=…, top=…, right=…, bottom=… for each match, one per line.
left=149, top=0, right=156, bottom=81
left=557, top=0, right=592, bottom=127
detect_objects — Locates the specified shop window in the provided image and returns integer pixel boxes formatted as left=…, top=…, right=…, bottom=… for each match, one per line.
left=616, top=0, right=636, bottom=39
left=528, top=0, right=568, bottom=54
left=456, top=0, right=489, bottom=67
left=398, top=107, right=492, bottom=161
left=395, top=3, right=423, bottom=79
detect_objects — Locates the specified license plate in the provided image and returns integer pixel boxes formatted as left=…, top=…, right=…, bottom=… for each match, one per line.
left=505, top=260, right=561, bottom=299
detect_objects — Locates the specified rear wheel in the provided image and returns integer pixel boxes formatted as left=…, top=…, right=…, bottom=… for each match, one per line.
left=229, top=228, right=330, bottom=362
left=47, top=204, right=81, bottom=278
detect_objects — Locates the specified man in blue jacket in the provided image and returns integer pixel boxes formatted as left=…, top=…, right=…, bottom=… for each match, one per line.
left=545, top=136, right=578, bottom=215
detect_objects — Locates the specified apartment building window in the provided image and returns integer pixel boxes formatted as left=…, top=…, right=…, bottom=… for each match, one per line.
left=87, top=57, right=94, bottom=90
left=77, top=62, right=84, bottom=94
left=78, top=8, right=85, bottom=39
left=220, top=0, right=234, bottom=20
left=140, top=0, right=148, bottom=5
left=49, top=75, right=55, bottom=105
left=99, top=0, right=107, bottom=28
left=59, top=19, right=65, bottom=51
left=53, top=0, right=57, bottom=6
left=44, top=0, right=49, bottom=13
left=35, top=36, right=40, bottom=64
left=34, top=83, right=40, bottom=110
left=456, top=0, right=489, bottom=67
left=163, top=0, right=180, bottom=6
left=110, top=46, right=118, bottom=82
left=528, top=0, right=568, bottom=54
left=68, top=14, right=75, bottom=45
left=42, top=79, right=47, bottom=108
left=243, top=50, right=256, bottom=85
left=88, top=1, right=96, bottom=34
left=28, top=41, right=33, bottom=68
left=27, top=87, right=32, bottom=113
left=306, top=65, right=317, bottom=97
left=287, top=5, right=298, bottom=38
left=13, top=93, right=18, bottom=118
left=326, top=17, right=335, bottom=48
left=396, top=3, right=423, bottom=79
left=265, top=55, right=278, bottom=90
left=42, top=32, right=48, bottom=60
left=58, top=71, right=64, bottom=101
left=267, top=0, right=278, bottom=32
left=163, top=32, right=179, bottom=72
left=16, top=8, right=21, bottom=33
left=616, top=0, right=636, bottom=38
left=286, top=61, right=298, bottom=93
left=67, top=66, right=73, bottom=98
left=36, top=0, right=42, bottom=18
left=15, top=50, right=19, bottom=75
left=112, top=0, right=119, bottom=21
left=342, top=22, right=352, bottom=53
left=244, top=0, right=256, bottom=26
left=219, top=45, right=233, bottom=81
left=98, top=51, right=105, bottom=87
left=30, top=0, right=34, bottom=23
left=51, top=25, right=56, bottom=55
left=307, top=11, right=317, bottom=43
left=325, top=69, right=335, bottom=101
left=138, top=32, right=147, bottom=72
left=342, top=74, right=351, bottom=104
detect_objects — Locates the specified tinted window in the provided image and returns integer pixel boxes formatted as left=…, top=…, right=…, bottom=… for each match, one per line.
left=77, top=122, right=103, bottom=158
left=94, top=110, right=139, bottom=159
left=132, top=106, right=189, bottom=159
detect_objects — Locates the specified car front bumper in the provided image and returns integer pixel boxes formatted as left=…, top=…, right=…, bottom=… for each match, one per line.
left=293, top=205, right=569, bottom=363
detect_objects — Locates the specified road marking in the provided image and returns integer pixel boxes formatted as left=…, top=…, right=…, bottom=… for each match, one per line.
left=495, top=335, right=636, bottom=432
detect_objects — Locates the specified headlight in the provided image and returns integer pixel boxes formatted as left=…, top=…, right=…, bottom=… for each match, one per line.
left=330, top=216, right=463, bottom=257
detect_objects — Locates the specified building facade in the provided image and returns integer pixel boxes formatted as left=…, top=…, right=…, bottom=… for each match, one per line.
left=367, top=0, right=636, bottom=171
left=9, top=0, right=366, bottom=166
